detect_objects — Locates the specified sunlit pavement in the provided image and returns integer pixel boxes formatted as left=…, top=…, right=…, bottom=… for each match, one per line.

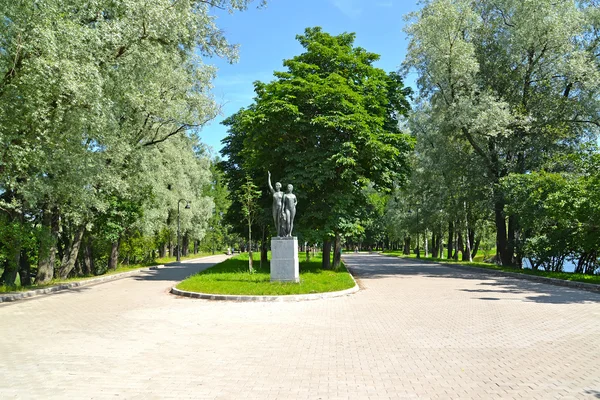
left=1, top=253, right=599, bottom=399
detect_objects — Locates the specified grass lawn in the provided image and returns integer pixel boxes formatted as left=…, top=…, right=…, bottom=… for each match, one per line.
left=383, top=251, right=600, bottom=285
left=176, top=252, right=356, bottom=296
left=0, top=252, right=215, bottom=294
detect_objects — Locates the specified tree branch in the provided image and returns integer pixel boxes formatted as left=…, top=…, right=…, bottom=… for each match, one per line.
left=142, top=124, right=191, bottom=146
left=461, top=127, right=494, bottom=171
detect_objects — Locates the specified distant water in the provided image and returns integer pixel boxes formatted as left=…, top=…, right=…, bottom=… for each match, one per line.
left=522, top=258, right=576, bottom=273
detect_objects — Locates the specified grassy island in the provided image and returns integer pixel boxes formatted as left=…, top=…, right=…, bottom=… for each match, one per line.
left=176, top=252, right=355, bottom=296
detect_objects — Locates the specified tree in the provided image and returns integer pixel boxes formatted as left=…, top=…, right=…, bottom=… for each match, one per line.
left=200, top=158, right=232, bottom=254
left=0, top=0, right=261, bottom=285
left=221, top=27, right=413, bottom=269
left=503, top=150, right=600, bottom=273
left=238, top=176, right=261, bottom=272
left=403, top=0, right=600, bottom=266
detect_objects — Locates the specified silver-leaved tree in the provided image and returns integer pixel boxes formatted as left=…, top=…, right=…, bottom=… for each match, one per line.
left=0, top=0, right=262, bottom=285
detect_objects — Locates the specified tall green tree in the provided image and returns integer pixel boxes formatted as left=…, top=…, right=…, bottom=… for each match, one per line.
left=221, top=27, right=413, bottom=268
left=0, top=0, right=260, bottom=285
left=403, top=0, right=600, bottom=266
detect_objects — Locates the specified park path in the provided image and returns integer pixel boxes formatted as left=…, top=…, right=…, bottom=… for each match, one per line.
left=0, top=253, right=599, bottom=399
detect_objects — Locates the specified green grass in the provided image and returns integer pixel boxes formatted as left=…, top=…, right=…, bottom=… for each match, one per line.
left=176, top=252, right=356, bottom=296
left=0, top=252, right=215, bottom=294
left=383, top=251, right=600, bottom=285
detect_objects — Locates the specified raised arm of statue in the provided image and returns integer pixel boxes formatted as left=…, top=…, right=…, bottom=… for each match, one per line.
left=268, top=171, right=274, bottom=194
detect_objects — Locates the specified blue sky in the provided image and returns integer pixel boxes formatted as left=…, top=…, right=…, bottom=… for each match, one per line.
left=200, top=0, right=421, bottom=155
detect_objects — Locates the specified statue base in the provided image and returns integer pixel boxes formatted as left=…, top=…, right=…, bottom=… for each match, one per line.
left=270, top=236, right=299, bottom=283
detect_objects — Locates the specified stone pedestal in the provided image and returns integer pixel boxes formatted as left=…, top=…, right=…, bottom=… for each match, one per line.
left=271, top=237, right=300, bottom=283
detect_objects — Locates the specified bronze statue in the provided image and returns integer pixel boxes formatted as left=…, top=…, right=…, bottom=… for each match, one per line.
left=268, top=171, right=285, bottom=237
left=282, top=184, right=297, bottom=237
left=268, top=173, right=298, bottom=237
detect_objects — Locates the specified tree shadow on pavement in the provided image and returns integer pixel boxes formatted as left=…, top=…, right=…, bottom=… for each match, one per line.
left=343, top=254, right=600, bottom=305
left=460, top=280, right=600, bottom=304
left=585, top=390, right=600, bottom=399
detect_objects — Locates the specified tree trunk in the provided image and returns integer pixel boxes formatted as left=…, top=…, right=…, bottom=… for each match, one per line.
left=159, top=242, right=166, bottom=258
left=468, top=229, right=475, bottom=256
left=108, top=239, right=119, bottom=270
left=83, top=240, right=94, bottom=276
left=431, top=232, right=438, bottom=258
left=322, top=240, right=332, bottom=270
left=424, top=229, right=429, bottom=257
left=508, top=214, right=516, bottom=264
left=471, top=237, right=481, bottom=260
left=248, top=221, right=253, bottom=272
left=462, top=231, right=472, bottom=262
left=0, top=256, right=19, bottom=287
left=584, top=251, right=597, bottom=275
left=463, top=202, right=473, bottom=262
left=36, top=206, right=59, bottom=284
left=260, top=242, right=268, bottom=267
left=403, top=236, right=411, bottom=255
left=1, top=228, right=21, bottom=286
left=58, top=225, right=85, bottom=279
left=74, top=258, right=82, bottom=277
left=333, top=232, right=342, bottom=269
left=182, top=234, right=189, bottom=257
left=260, top=228, right=267, bottom=268
left=18, top=250, right=31, bottom=286
left=454, top=229, right=461, bottom=260
left=494, top=197, right=512, bottom=266
left=447, top=221, right=454, bottom=260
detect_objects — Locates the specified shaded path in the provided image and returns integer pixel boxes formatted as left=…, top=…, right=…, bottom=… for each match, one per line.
left=0, top=253, right=599, bottom=399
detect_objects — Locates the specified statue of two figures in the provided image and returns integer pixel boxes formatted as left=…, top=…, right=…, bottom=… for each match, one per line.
left=268, top=171, right=297, bottom=237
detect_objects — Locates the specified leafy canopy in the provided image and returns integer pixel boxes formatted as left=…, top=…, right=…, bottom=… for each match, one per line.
left=221, top=27, right=413, bottom=239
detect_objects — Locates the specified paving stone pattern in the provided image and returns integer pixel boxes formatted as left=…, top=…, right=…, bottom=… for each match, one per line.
left=1, top=253, right=599, bottom=399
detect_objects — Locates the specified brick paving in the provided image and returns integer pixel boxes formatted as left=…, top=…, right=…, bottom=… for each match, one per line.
left=1, top=253, right=599, bottom=399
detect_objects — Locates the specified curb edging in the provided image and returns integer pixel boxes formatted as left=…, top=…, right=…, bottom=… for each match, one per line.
left=170, top=269, right=360, bottom=302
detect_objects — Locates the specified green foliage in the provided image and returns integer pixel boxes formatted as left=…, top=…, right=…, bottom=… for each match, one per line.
left=503, top=152, right=600, bottom=273
left=400, top=0, right=600, bottom=267
left=239, top=175, right=262, bottom=226
left=221, top=27, right=413, bottom=243
left=0, top=0, right=256, bottom=284
left=199, top=159, right=232, bottom=254
left=176, top=252, right=355, bottom=295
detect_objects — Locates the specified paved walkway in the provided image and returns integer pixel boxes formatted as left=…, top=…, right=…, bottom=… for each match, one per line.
left=0, top=254, right=599, bottom=399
